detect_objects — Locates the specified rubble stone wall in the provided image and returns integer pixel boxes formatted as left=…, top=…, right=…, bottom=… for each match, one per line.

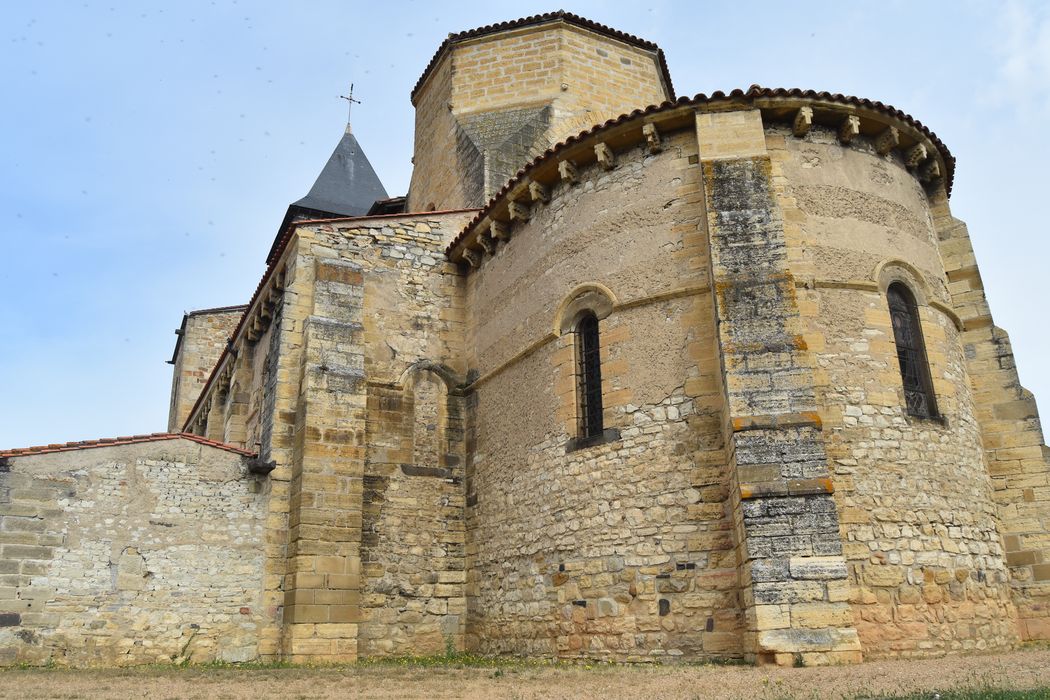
left=462, top=131, right=743, bottom=661
left=0, top=439, right=268, bottom=666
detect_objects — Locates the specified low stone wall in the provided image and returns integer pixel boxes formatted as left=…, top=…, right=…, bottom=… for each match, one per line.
left=0, top=438, right=269, bottom=666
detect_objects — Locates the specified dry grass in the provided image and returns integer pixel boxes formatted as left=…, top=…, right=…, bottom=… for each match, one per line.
left=2, top=646, right=1049, bottom=699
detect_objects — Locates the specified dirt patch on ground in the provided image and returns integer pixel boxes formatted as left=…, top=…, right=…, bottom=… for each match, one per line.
left=2, top=647, right=1049, bottom=699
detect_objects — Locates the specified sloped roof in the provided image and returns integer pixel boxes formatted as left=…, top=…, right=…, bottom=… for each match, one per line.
left=292, top=124, right=389, bottom=218
left=0, top=433, right=256, bottom=459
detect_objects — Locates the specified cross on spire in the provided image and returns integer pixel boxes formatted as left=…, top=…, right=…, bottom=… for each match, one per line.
left=339, top=83, right=361, bottom=125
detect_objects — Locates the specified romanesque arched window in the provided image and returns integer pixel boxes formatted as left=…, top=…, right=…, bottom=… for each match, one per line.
left=576, top=312, right=604, bottom=441
left=887, top=282, right=938, bottom=418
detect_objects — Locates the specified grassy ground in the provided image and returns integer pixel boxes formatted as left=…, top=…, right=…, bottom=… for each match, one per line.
left=2, top=646, right=1049, bottom=699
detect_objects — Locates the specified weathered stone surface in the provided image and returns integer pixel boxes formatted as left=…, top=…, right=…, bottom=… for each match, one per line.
left=0, top=440, right=266, bottom=666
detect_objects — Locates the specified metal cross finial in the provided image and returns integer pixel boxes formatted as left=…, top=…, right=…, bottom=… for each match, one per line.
left=339, top=83, right=361, bottom=124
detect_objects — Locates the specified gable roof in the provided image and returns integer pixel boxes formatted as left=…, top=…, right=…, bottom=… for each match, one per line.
left=0, top=433, right=256, bottom=459
left=412, top=11, right=676, bottom=104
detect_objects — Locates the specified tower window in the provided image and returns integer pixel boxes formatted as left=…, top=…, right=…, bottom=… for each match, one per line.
left=576, top=312, right=604, bottom=441
left=887, top=283, right=938, bottom=419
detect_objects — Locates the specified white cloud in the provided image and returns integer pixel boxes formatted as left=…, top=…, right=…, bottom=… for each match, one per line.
left=991, top=0, right=1050, bottom=117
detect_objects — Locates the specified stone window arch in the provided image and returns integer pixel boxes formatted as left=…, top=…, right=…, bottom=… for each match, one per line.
left=554, top=284, right=618, bottom=450
left=886, top=281, right=938, bottom=419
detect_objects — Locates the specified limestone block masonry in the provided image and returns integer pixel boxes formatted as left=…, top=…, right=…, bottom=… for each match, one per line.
left=3, top=11, right=1049, bottom=667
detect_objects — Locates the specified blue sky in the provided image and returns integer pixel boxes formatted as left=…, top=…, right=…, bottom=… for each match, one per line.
left=2, top=1, right=1048, bottom=447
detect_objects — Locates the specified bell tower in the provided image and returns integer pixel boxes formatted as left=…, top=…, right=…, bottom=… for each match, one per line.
left=407, top=11, right=673, bottom=212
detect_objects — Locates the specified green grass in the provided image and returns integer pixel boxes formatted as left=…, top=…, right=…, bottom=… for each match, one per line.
left=860, top=690, right=1050, bottom=700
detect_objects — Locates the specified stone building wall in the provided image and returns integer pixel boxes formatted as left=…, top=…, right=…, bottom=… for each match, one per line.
left=262, top=212, right=473, bottom=660
left=765, top=123, right=1016, bottom=656
left=407, top=57, right=481, bottom=212
left=167, top=307, right=245, bottom=432
left=462, top=131, right=743, bottom=661
left=0, top=438, right=268, bottom=666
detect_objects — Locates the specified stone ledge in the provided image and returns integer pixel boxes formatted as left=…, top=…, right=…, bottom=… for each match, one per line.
left=739, top=477, right=835, bottom=500
left=732, top=412, right=823, bottom=432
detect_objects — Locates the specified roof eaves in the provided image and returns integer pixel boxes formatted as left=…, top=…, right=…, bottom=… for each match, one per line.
left=0, top=432, right=256, bottom=459
left=445, top=85, right=956, bottom=258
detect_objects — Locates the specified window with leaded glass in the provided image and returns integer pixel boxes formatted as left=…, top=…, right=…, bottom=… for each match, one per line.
left=575, top=312, right=604, bottom=441
left=887, top=282, right=938, bottom=419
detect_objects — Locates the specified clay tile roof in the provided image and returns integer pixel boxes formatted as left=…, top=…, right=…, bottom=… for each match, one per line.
left=412, top=11, right=676, bottom=103
left=0, top=433, right=257, bottom=459
left=446, top=85, right=956, bottom=256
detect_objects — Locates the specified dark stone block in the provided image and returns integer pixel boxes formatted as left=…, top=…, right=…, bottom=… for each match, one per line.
left=765, top=497, right=808, bottom=516
left=0, top=613, right=21, bottom=627
left=400, top=464, right=451, bottom=479
left=751, top=557, right=791, bottom=582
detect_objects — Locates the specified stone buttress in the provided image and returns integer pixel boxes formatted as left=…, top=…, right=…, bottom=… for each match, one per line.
left=696, top=109, right=862, bottom=665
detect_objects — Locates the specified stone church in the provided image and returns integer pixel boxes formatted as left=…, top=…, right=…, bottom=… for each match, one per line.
left=1, top=12, right=1048, bottom=667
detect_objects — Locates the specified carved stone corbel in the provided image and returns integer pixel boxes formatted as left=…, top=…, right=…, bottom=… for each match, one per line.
left=558, top=159, right=579, bottom=185
left=462, top=248, right=481, bottom=268
left=595, top=142, right=615, bottom=170
left=528, top=180, right=550, bottom=204
left=793, top=106, right=813, bottom=137
left=508, top=200, right=530, bottom=223
left=905, top=143, right=928, bottom=168
left=875, top=127, right=899, bottom=156
left=838, top=115, right=860, bottom=144
left=919, top=158, right=941, bottom=183
left=490, top=220, right=510, bottom=241
left=642, top=122, right=662, bottom=153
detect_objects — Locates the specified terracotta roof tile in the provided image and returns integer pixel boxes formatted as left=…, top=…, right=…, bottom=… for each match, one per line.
left=0, top=433, right=256, bottom=459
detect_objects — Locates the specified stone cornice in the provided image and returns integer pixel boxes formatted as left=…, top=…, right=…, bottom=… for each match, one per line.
left=447, top=87, right=955, bottom=269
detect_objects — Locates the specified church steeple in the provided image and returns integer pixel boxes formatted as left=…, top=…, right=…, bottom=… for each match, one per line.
left=267, top=100, right=389, bottom=263
left=290, top=124, right=388, bottom=219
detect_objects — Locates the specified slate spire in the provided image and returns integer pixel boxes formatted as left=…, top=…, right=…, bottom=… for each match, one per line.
left=291, top=123, right=388, bottom=218
left=267, top=119, right=390, bottom=263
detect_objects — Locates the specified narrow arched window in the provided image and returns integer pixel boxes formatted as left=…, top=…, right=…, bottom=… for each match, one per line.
left=576, top=312, right=604, bottom=441
left=887, top=283, right=938, bottom=418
